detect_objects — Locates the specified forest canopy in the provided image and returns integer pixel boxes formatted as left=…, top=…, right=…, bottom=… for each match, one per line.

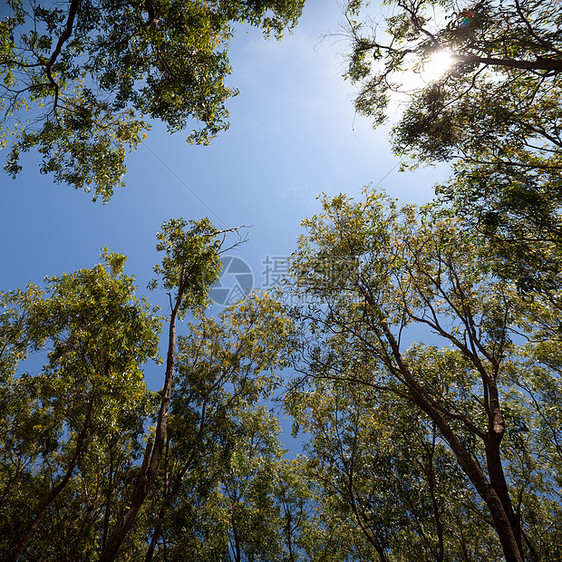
left=1, top=1, right=562, bottom=561
left=1, top=195, right=561, bottom=560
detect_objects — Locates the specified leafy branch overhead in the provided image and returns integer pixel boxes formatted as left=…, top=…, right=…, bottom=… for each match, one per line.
left=3, top=2, right=562, bottom=561
left=345, top=0, right=562, bottom=298
left=0, top=0, right=304, bottom=201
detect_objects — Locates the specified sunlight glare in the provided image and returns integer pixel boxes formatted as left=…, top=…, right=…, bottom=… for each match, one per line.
left=394, top=50, right=455, bottom=96
left=421, top=50, right=454, bottom=83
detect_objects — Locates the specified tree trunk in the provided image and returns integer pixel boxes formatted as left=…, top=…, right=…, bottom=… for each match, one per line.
left=11, top=395, right=95, bottom=561
left=378, top=319, right=525, bottom=562
left=100, top=297, right=180, bottom=561
left=485, top=375, right=523, bottom=554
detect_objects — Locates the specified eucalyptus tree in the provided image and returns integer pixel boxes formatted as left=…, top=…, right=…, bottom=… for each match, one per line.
left=0, top=218, right=304, bottom=560
left=0, top=251, right=160, bottom=561
left=142, top=293, right=298, bottom=561
left=286, top=377, right=502, bottom=561
left=155, top=406, right=290, bottom=562
left=287, top=189, right=562, bottom=561
left=345, top=0, right=562, bottom=295
left=100, top=217, right=230, bottom=560
left=0, top=0, right=304, bottom=200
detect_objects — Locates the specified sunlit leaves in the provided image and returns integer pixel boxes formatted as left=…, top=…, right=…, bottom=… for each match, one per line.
left=0, top=252, right=161, bottom=558
left=288, top=188, right=561, bottom=559
left=0, top=0, right=304, bottom=199
left=0, top=224, right=304, bottom=559
left=151, top=217, right=222, bottom=316
left=344, top=1, right=562, bottom=297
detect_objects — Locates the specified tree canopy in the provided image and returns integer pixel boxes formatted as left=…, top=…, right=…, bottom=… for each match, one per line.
left=2, top=1, right=562, bottom=561
left=345, top=0, right=562, bottom=296
left=2, top=199, right=560, bottom=560
left=0, top=221, right=304, bottom=561
left=0, top=0, right=304, bottom=200
left=286, top=189, right=562, bottom=561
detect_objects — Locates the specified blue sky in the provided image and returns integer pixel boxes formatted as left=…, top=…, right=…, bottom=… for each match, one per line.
left=0, top=1, right=448, bottom=393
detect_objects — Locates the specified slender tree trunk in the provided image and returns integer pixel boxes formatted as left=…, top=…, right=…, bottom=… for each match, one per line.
left=485, top=375, right=523, bottom=553
left=144, top=472, right=183, bottom=562
left=408, top=380, right=524, bottom=561
left=347, top=477, right=390, bottom=562
left=232, top=509, right=242, bottom=562
left=416, top=394, right=523, bottom=560
left=426, top=426, right=444, bottom=562
left=145, top=518, right=163, bottom=562
left=486, top=432, right=523, bottom=547
left=100, top=296, right=181, bottom=561
left=11, top=396, right=95, bottom=561
left=282, top=501, right=296, bottom=562
left=73, top=501, right=98, bottom=554
left=377, top=318, right=525, bottom=562
left=145, top=421, right=203, bottom=561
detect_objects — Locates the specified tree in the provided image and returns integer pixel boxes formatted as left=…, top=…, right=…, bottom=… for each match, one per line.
left=164, top=406, right=290, bottom=562
left=99, top=217, right=229, bottom=560
left=344, top=0, right=562, bottom=296
left=0, top=0, right=304, bottom=200
left=286, top=377, right=502, bottom=561
left=287, top=189, right=562, bottom=561
left=0, top=251, right=160, bottom=560
left=0, top=219, right=305, bottom=560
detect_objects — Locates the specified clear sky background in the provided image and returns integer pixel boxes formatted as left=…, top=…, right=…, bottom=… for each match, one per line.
left=0, top=0, right=449, bottom=395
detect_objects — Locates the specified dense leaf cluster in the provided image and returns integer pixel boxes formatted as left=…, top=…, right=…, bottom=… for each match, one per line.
left=0, top=224, right=308, bottom=561
left=0, top=0, right=304, bottom=200
left=287, top=191, right=562, bottom=561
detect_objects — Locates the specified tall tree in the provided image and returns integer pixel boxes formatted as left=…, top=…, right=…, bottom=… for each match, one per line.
left=0, top=251, right=160, bottom=561
left=99, top=217, right=229, bottom=560
left=345, top=0, right=562, bottom=295
left=0, top=222, right=305, bottom=560
left=286, top=377, right=502, bottom=561
left=0, top=0, right=304, bottom=200
left=288, top=189, right=562, bottom=561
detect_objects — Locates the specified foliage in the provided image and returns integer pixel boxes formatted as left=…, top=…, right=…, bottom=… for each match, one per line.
left=0, top=251, right=160, bottom=560
left=143, top=292, right=298, bottom=560
left=100, top=218, right=245, bottom=560
left=0, top=219, right=305, bottom=561
left=344, top=0, right=562, bottom=296
left=0, top=0, right=304, bottom=200
left=150, top=217, right=224, bottom=314
left=4, top=1, right=562, bottom=559
left=287, top=379, right=503, bottom=561
left=287, top=189, right=562, bottom=561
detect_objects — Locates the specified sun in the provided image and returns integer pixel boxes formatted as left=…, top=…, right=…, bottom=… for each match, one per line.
left=421, top=50, right=455, bottom=83
left=394, top=50, right=455, bottom=95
